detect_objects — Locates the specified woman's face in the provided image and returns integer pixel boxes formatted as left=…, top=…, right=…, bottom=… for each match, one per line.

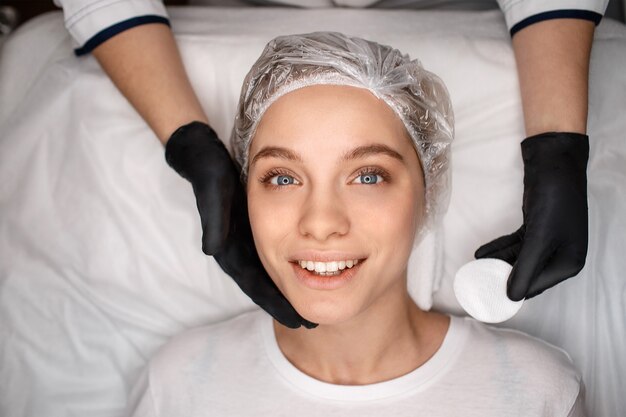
left=247, top=85, right=425, bottom=325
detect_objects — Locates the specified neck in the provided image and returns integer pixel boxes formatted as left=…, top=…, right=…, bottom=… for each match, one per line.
left=273, top=284, right=449, bottom=385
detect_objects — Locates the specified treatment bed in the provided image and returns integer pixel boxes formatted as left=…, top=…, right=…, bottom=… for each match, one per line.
left=0, top=6, right=625, bottom=416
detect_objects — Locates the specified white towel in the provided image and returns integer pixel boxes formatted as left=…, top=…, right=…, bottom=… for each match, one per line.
left=407, top=224, right=443, bottom=311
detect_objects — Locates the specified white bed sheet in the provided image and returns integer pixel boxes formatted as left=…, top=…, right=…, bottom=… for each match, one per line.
left=0, top=7, right=625, bottom=417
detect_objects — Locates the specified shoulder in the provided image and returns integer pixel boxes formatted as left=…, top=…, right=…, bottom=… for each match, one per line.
left=168, top=309, right=263, bottom=347
left=455, top=316, right=583, bottom=415
left=148, top=309, right=266, bottom=380
left=462, top=316, right=581, bottom=379
left=129, top=310, right=268, bottom=415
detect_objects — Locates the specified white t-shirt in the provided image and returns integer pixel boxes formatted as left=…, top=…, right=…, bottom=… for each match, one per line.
left=127, top=309, right=586, bottom=416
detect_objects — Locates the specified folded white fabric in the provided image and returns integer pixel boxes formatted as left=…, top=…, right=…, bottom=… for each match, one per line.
left=408, top=225, right=443, bottom=311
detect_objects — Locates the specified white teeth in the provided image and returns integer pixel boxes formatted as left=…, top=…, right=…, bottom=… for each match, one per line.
left=296, top=259, right=361, bottom=272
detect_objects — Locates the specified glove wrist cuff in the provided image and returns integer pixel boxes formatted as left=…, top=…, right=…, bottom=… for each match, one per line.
left=520, top=131, right=589, bottom=170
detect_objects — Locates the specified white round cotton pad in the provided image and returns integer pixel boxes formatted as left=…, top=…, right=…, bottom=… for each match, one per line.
left=453, top=258, right=523, bottom=323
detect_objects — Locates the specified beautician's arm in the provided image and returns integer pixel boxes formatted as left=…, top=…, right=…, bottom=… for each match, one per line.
left=92, top=23, right=208, bottom=143
left=512, top=18, right=594, bottom=136
left=475, top=19, right=595, bottom=300
left=90, top=23, right=313, bottom=328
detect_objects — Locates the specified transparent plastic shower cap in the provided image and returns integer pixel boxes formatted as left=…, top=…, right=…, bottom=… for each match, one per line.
left=230, top=31, right=454, bottom=242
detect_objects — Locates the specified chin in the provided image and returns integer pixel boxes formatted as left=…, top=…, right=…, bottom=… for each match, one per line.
left=289, top=294, right=362, bottom=326
left=268, top=263, right=368, bottom=326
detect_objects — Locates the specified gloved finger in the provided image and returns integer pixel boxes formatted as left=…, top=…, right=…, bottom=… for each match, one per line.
left=477, top=241, right=522, bottom=266
left=524, top=247, right=587, bottom=299
left=248, top=279, right=318, bottom=329
left=506, top=236, right=556, bottom=301
left=213, top=251, right=316, bottom=329
left=474, top=226, right=524, bottom=259
left=214, top=183, right=317, bottom=330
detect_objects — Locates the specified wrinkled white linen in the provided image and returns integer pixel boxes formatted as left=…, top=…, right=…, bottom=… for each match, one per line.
left=0, top=7, right=625, bottom=417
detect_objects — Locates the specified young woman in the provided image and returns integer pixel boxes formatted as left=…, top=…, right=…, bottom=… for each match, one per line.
left=128, top=32, right=585, bottom=417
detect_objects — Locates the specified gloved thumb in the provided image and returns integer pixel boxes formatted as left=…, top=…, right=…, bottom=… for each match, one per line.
left=165, top=121, right=239, bottom=255
left=475, top=226, right=524, bottom=263
left=194, top=174, right=235, bottom=255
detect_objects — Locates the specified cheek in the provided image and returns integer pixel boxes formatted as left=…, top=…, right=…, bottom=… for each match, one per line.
left=349, top=185, right=421, bottom=245
left=247, top=189, right=298, bottom=256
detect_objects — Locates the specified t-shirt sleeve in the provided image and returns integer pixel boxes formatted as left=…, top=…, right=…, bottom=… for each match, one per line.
left=126, top=364, right=159, bottom=417
left=53, top=0, right=170, bottom=56
left=496, top=0, right=609, bottom=36
left=566, top=380, right=588, bottom=417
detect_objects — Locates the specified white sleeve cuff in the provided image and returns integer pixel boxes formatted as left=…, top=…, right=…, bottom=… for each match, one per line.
left=496, top=0, right=609, bottom=35
left=54, top=0, right=169, bottom=54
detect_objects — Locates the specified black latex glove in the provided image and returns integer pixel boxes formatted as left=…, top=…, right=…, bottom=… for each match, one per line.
left=165, top=121, right=317, bottom=329
left=475, top=132, right=589, bottom=301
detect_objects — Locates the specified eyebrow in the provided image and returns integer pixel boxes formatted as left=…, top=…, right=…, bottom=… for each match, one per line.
left=343, top=144, right=404, bottom=162
left=250, top=143, right=404, bottom=166
left=250, top=146, right=303, bottom=166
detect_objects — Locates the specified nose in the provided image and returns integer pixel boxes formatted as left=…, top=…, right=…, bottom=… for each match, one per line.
left=298, top=185, right=350, bottom=242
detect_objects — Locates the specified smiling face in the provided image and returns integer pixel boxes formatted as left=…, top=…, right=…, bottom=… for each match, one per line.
left=246, top=85, right=425, bottom=325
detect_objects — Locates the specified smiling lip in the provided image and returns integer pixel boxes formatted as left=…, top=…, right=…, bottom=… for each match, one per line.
left=290, top=258, right=365, bottom=290
left=288, top=251, right=367, bottom=263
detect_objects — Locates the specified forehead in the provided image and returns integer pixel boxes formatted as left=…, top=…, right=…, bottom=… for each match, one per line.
left=250, top=84, right=412, bottom=155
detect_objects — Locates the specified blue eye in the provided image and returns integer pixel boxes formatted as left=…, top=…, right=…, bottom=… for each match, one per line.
left=270, top=174, right=298, bottom=186
left=354, top=172, right=384, bottom=185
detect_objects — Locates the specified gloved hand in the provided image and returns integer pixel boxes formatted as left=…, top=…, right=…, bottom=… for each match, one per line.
left=474, top=132, right=589, bottom=301
left=165, top=121, right=317, bottom=329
